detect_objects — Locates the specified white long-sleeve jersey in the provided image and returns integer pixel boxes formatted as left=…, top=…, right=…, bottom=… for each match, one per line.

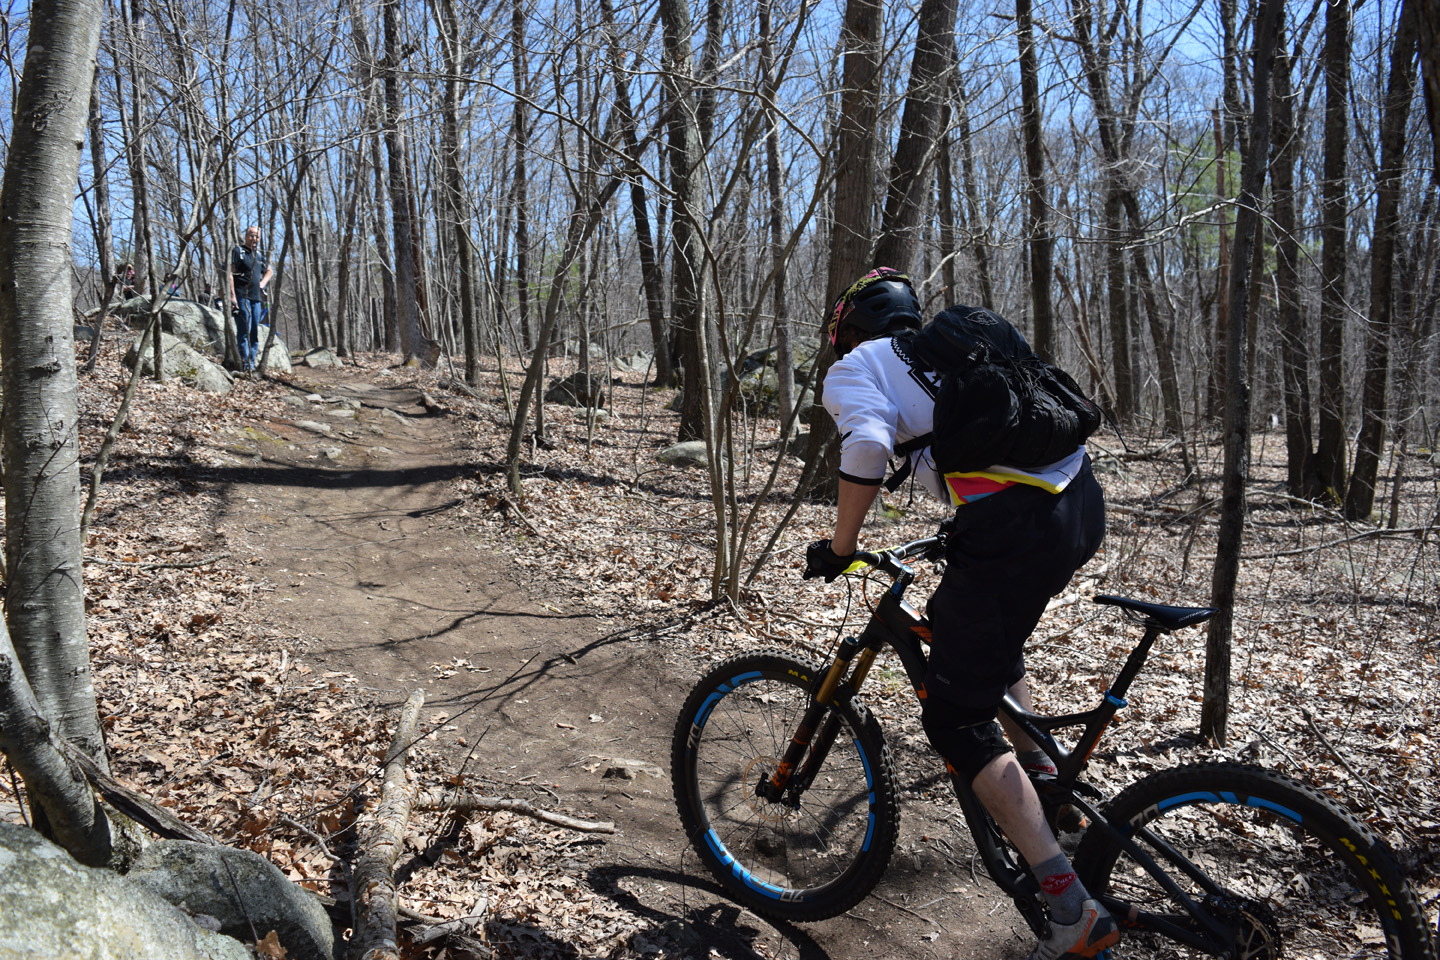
left=821, top=335, right=1087, bottom=505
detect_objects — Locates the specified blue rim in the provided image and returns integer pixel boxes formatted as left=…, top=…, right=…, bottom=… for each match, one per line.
left=690, top=667, right=879, bottom=901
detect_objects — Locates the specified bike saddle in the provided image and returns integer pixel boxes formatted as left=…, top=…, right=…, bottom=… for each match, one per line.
left=1093, top=595, right=1218, bottom=632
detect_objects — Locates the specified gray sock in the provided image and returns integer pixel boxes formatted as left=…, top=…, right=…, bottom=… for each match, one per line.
left=1032, top=851, right=1088, bottom=926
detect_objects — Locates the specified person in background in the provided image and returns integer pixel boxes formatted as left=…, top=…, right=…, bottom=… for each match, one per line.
left=228, top=226, right=273, bottom=373
left=118, top=263, right=137, bottom=300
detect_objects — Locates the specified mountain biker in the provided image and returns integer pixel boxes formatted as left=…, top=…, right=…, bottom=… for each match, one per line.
left=804, top=267, right=1116, bottom=960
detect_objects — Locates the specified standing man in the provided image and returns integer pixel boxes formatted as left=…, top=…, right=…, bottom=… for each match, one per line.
left=805, top=268, right=1115, bottom=960
left=228, top=226, right=273, bottom=372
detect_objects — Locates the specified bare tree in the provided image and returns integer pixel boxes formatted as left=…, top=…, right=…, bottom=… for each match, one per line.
left=1314, top=0, right=1352, bottom=502
left=0, top=0, right=115, bottom=865
left=1203, top=0, right=1284, bottom=745
left=1016, top=0, right=1054, bottom=357
left=1345, top=0, right=1420, bottom=520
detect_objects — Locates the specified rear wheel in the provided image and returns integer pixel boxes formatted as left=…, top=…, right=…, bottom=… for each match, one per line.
left=1074, top=762, right=1435, bottom=960
left=670, top=650, right=899, bottom=922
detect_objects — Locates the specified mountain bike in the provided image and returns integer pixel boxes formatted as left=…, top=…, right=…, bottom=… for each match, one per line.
left=670, top=524, right=1436, bottom=959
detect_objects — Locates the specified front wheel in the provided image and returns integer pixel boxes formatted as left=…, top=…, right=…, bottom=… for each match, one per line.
left=670, top=649, right=899, bottom=922
left=1074, top=762, right=1435, bottom=960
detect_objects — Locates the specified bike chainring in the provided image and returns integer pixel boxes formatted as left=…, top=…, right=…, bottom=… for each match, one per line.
left=1204, top=894, right=1282, bottom=960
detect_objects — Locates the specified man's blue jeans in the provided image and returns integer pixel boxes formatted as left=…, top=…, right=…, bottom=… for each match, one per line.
left=235, top=298, right=261, bottom=369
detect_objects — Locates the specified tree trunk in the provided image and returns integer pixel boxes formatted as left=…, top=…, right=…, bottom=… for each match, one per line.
left=512, top=0, right=533, bottom=354
left=0, top=0, right=115, bottom=863
left=1417, top=0, right=1439, bottom=179
left=1017, top=0, right=1054, bottom=358
left=1314, top=0, right=1352, bottom=502
left=800, top=0, right=882, bottom=499
left=659, top=0, right=712, bottom=443
left=381, top=0, right=435, bottom=367
left=955, top=76, right=994, bottom=310
left=344, top=0, right=398, bottom=353
left=334, top=146, right=363, bottom=358
left=0, top=619, right=112, bottom=865
left=598, top=0, right=671, bottom=386
left=1210, top=107, right=1230, bottom=424
left=1344, top=0, right=1419, bottom=521
left=1203, top=0, right=1283, bottom=746
left=872, top=0, right=960, bottom=270
left=81, top=65, right=118, bottom=376
left=505, top=181, right=623, bottom=494
left=759, top=0, right=795, bottom=429
left=432, top=0, right=477, bottom=383
left=1103, top=187, right=1132, bottom=419
left=1271, top=13, right=1319, bottom=499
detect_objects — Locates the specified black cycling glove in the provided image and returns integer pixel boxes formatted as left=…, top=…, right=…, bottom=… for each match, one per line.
left=803, top=539, right=855, bottom=582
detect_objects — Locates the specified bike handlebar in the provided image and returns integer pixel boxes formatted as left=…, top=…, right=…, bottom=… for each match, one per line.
left=849, top=532, right=947, bottom=580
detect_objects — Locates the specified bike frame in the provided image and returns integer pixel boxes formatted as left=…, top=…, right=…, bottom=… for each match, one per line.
left=767, top=535, right=1249, bottom=955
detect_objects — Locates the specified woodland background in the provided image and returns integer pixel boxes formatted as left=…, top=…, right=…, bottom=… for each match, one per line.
left=0, top=0, right=1438, bottom=954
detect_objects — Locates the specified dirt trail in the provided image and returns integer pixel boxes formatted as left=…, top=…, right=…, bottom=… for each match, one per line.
left=217, top=367, right=1026, bottom=959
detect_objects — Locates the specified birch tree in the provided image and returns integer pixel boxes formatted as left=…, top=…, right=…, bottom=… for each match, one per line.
left=0, top=0, right=115, bottom=865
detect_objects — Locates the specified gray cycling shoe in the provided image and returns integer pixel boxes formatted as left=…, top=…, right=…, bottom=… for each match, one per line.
left=1028, top=898, right=1119, bottom=960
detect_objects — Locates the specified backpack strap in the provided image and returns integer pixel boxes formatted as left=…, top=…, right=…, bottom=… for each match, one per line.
left=884, top=432, right=934, bottom=492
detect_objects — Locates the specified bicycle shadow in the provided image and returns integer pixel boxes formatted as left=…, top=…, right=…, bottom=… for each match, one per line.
left=587, top=863, right=832, bottom=960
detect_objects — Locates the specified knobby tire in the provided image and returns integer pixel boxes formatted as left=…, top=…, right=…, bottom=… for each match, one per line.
left=670, top=649, right=899, bottom=922
left=1074, top=762, right=1435, bottom=960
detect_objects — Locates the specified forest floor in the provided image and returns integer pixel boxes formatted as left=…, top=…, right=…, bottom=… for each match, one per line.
left=2, top=337, right=1438, bottom=959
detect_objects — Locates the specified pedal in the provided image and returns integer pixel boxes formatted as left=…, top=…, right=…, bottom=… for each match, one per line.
left=1053, top=803, right=1088, bottom=834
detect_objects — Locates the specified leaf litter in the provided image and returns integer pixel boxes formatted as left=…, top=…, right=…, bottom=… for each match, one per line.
left=0, top=343, right=1435, bottom=957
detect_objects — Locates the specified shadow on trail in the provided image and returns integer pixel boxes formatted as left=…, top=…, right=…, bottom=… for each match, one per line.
left=422, top=612, right=713, bottom=712
left=588, top=863, right=833, bottom=960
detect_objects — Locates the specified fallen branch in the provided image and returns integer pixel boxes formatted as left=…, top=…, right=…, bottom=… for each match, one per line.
left=352, top=689, right=426, bottom=960
left=410, top=897, right=491, bottom=951
left=437, top=376, right=479, bottom=399
left=491, top=494, right=546, bottom=539
left=412, top=791, right=615, bottom=833
left=67, top=748, right=219, bottom=847
left=419, top=391, right=448, bottom=415
left=84, top=553, right=231, bottom=571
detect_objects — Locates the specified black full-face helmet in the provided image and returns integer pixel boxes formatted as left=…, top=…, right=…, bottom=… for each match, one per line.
left=826, top=267, right=922, bottom=358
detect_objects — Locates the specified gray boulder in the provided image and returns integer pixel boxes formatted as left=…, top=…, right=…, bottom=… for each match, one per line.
left=128, top=840, right=336, bottom=960
left=124, top=333, right=234, bottom=394
left=254, top=327, right=294, bottom=373
left=294, top=347, right=342, bottom=368
left=545, top=371, right=607, bottom=407
left=117, top=296, right=227, bottom=353
left=657, top=440, right=712, bottom=468
left=613, top=351, right=654, bottom=374
left=0, top=823, right=250, bottom=960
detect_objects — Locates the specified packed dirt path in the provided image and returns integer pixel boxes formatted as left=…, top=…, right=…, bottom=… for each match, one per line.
left=216, top=366, right=1028, bottom=959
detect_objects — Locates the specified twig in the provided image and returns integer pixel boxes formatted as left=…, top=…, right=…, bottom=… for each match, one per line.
left=1244, top=527, right=1428, bottom=560
left=411, top=791, right=615, bottom=833
left=493, top=494, right=545, bottom=539
left=1301, top=709, right=1382, bottom=805
left=409, top=898, right=491, bottom=949
left=873, top=893, right=944, bottom=930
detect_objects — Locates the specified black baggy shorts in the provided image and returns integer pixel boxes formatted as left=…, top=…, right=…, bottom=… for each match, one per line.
left=923, top=456, right=1105, bottom=727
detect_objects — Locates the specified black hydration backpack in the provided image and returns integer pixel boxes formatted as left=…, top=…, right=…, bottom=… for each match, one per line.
left=891, top=306, right=1101, bottom=481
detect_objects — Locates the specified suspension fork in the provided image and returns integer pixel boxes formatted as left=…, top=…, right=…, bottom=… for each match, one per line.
left=755, top=627, right=883, bottom=803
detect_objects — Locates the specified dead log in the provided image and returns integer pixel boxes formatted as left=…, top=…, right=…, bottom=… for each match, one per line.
left=412, top=791, right=615, bottom=833
left=418, top=391, right=447, bottom=415
left=351, top=689, right=425, bottom=960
